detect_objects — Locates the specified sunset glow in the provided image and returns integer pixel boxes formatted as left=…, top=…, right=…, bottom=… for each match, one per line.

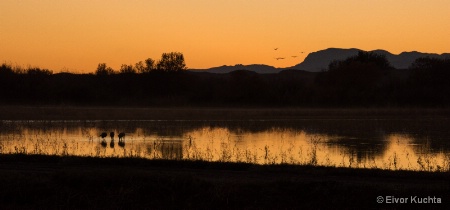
left=1, top=0, right=449, bottom=73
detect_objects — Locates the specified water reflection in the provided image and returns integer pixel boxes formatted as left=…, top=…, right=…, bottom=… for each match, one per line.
left=0, top=120, right=449, bottom=171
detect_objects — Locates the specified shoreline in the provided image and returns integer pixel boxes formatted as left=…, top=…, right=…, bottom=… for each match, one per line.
left=1, top=154, right=449, bottom=209
left=1, top=106, right=450, bottom=120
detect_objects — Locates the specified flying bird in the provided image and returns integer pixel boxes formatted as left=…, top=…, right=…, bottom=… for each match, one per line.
left=275, top=57, right=285, bottom=60
left=291, top=56, right=298, bottom=58
left=274, top=48, right=278, bottom=50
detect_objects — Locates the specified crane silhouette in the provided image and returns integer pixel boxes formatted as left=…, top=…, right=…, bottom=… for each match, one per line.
left=118, top=132, right=125, bottom=141
left=99, top=132, right=107, bottom=139
left=99, top=132, right=108, bottom=147
left=109, top=132, right=115, bottom=148
left=118, top=132, right=126, bottom=147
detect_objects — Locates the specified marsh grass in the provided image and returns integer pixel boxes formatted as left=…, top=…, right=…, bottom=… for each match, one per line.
left=1, top=108, right=450, bottom=172
left=3, top=131, right=449, bottom=172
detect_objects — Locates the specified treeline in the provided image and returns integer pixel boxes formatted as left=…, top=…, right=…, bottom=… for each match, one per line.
left=95, top=52, right=187, bottom=75
left=1, top=51, right=450, bottom=107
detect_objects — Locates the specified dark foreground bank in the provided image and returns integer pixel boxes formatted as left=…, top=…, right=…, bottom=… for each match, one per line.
left=0, top=155, right=449, bottom=209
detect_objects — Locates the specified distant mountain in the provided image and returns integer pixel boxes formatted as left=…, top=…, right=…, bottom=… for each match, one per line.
left=292, top=48, right=450, bottom=72
left=189, top=48, right=450, bottom=73
left=190, top=64, right=283, bottom=74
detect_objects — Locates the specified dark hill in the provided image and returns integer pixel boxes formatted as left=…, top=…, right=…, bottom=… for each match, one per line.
left=190, top=48, right=450, bottom=73
left=293, top=48, right=450, bottom=72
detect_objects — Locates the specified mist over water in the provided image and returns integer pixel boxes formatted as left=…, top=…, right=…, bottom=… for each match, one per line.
left=1, top=118, right=449, bottom=171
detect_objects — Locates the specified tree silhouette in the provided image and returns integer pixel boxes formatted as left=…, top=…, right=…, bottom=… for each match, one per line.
left=328, top=51, right=391, bottom=71
left=0, top=63, right=14, bottom=75
left=145, top=58, right=156, bottom=72
left=120, top=64, right=136, bottom=74
left=315, top=51, right=393, bottom=105
left=135, top=61, right=145, bottom=73
left=156, top=52, right=187, bottom=72
left=408, top=57, right=450, bottom=105
left=135, top=58, right=156, bottom=73
left=410, top=57, right=450, bottom=82
left=26, top=67, right=53, bottom=76
left=95, top=63, right=115, bottom=76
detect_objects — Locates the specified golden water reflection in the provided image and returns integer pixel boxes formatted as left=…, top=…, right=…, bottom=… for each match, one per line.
left=1, top=124, right=449, bottom=172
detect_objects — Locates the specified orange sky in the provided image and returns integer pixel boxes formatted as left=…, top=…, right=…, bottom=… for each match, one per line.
left=1, top=0, right=449, bottom=73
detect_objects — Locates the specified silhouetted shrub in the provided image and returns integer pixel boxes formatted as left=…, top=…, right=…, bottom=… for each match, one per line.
left=156, top=52, right=187, bottom=72
left=315, top=51, right=393, bottom=106
left=95, top=63, right=115, bottom=76
left=407, top=57, right=450, bottom=105
left=119, top=64, right=136, bottom=74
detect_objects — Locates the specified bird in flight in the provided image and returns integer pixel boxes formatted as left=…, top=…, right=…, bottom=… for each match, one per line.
left=274, top=48, right=278, bottom=50
left=275, top=57, right=285, bottom=60
left=291, top=56, right=298, bottom=58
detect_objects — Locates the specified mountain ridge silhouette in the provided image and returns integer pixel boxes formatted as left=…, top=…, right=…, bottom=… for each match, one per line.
left=190, top=48, right=450, bottom=73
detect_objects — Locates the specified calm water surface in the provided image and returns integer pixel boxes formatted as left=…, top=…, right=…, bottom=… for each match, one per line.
left=1, top=118, right=450, bottom=171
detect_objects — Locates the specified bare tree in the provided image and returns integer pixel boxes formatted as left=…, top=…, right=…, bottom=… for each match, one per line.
left=135, top=58, right=156, bottom=73
left=156, top=52, right=187, bottom=72
left=135, top=61, right=146, bottom=73
left=119, top=64, right=136, bottom=74
left=95, top=63, right=115, bottom=76
left=145, top=58, right=156, bottom=72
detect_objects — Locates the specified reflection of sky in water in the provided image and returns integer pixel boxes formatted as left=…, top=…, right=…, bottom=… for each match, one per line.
left=0, top=120, right=449, bottom=171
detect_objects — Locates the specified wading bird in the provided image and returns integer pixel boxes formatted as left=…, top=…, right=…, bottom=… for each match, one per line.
left=118, top=132, right=126, bottom=147
left=118, top=132, right=125, bottom=141
left=99, top=132, right=108, bottom=147
left=118, top=141, right=125, bottom=147
left=101, top=139, right=107, bottom=147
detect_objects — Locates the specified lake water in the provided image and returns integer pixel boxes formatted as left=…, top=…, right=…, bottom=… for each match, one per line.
left=1, top=118, right=450, bottom=171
